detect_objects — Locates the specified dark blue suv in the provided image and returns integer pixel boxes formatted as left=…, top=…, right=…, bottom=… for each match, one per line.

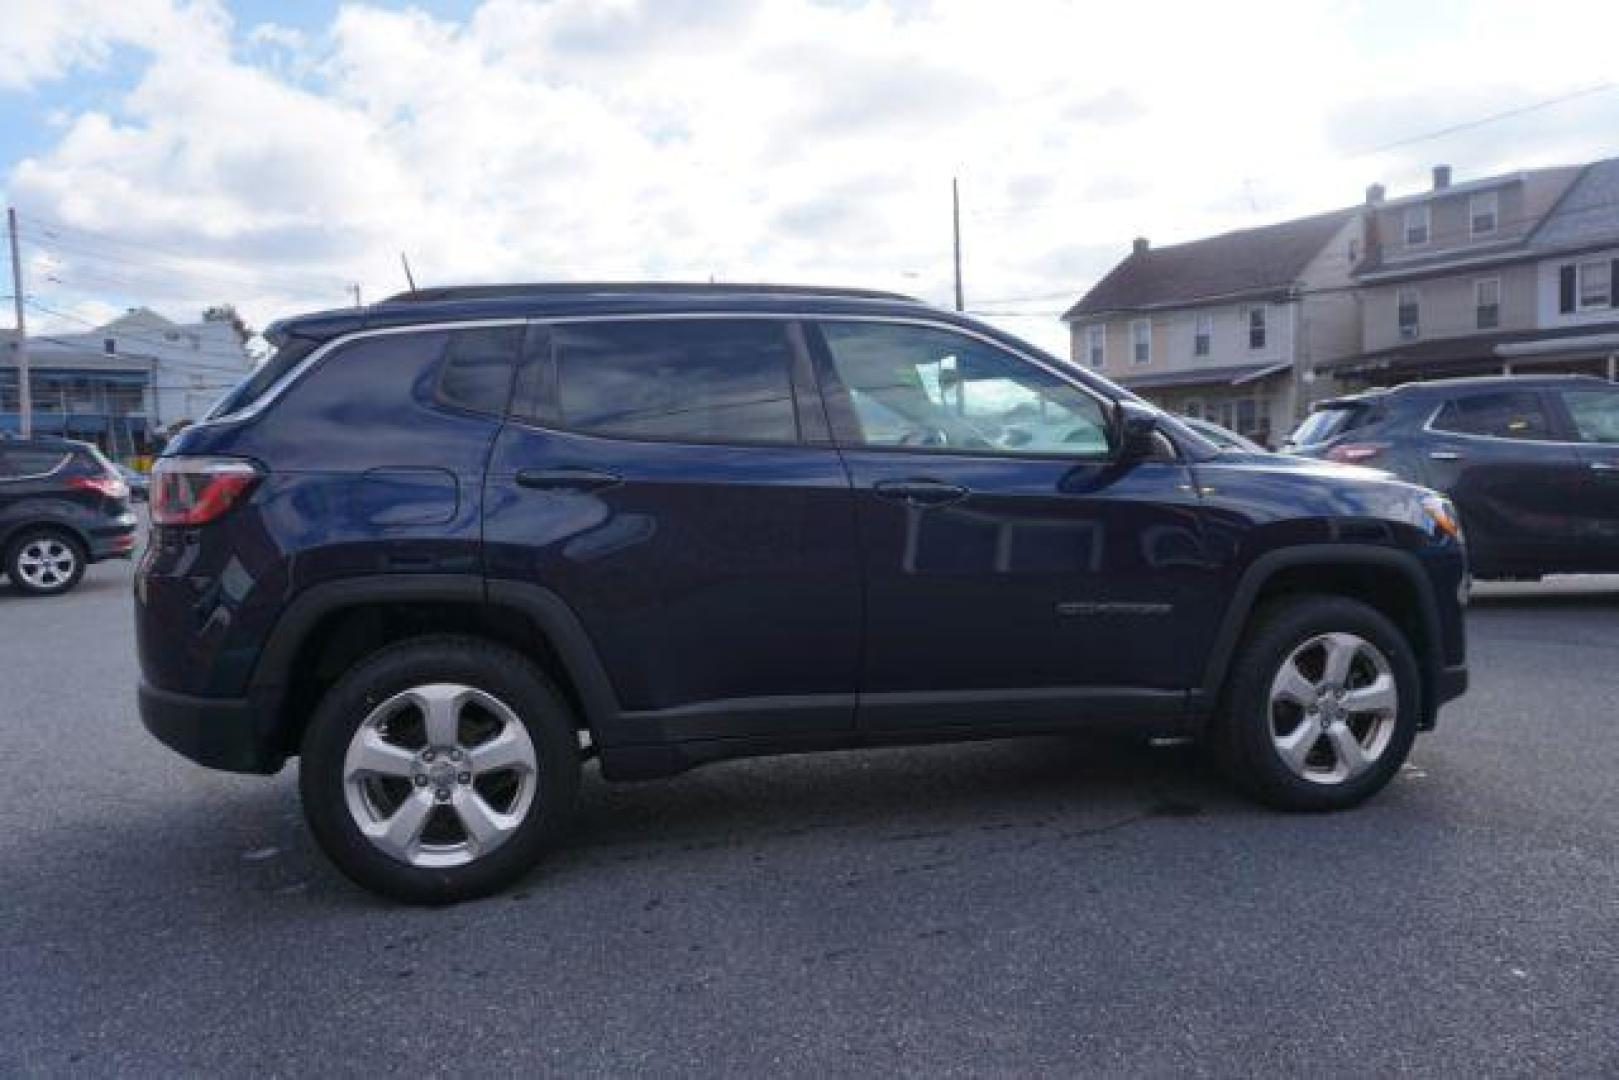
left=136, top=284, right=1469, bottom=903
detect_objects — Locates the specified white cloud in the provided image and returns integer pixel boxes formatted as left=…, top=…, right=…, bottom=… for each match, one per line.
left=3, top=0, right=1619, bottom=356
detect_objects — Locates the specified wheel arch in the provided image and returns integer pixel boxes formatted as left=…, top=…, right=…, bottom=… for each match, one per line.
left=1198, top=546, right=1445, bottom=729
left=1, top=516, right=93, bottom=560
left=249, top=575, right=622, bottom=760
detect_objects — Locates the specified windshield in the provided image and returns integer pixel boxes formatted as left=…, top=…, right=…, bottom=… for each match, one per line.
left=1288, top=403, right=1367, bottom=447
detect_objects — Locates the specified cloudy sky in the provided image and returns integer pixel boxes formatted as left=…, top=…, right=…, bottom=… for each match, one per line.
left=2, top=0, right=1618, bottom=357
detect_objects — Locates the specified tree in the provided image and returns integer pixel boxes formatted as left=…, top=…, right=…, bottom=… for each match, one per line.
left=202, top=304, right=252, bottom=343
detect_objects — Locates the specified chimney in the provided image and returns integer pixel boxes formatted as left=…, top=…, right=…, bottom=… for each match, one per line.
left=1132, top=236, right=1149, bottom=256
left=1365, top=183, right=1386, bottom=205
left=1432, top=165, right=1452, bottom=190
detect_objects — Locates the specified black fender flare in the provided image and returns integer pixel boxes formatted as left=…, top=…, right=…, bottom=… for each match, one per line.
left=247, top=574, right=622, bottom=741
left=1196, top=545, right=1445, bottom=723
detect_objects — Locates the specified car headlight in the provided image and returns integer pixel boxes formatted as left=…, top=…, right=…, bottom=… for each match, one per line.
left=1420, top=493, right=1463, bottom=543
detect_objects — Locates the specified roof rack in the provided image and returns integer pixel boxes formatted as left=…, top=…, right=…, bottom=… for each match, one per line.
left=382, top=282, right=919, bottom=304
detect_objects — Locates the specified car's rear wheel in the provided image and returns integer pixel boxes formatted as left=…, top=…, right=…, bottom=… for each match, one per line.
left=5, top=529, right=86, bottom=596
left=299, top=635, right=580, bottom=904
left=1211, top=595, right=1419, bottom=810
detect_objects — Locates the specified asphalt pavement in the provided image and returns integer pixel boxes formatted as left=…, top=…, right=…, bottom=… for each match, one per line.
left=2, top=554, right=1617, bottom=1076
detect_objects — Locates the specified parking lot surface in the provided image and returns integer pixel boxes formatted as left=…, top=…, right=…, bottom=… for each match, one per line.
left=2, top=554, right=1617, bottom=1076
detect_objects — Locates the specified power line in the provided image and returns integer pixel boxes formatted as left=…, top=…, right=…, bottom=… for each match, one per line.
left=1343, top=82, right=1618, bottom=159
left=17, top=210, right=352, bottom=291
left=966, top=83, right=1619, bottom=227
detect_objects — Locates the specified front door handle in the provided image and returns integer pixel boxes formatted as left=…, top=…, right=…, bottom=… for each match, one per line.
left=872, top=479, right=970, bottom=507
left=1429, top=451, right=1462, bottom=462
left=515, top=467, right=623, bottom=493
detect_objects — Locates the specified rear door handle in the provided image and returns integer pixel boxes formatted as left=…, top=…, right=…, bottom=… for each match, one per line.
left=1429, top=451, right=1462, bottom=462
left=515, top=467, right=623, bottom=493
left=1592, top=461, right=1619, bottom=478
left=872, top=479, right=970, bottom=507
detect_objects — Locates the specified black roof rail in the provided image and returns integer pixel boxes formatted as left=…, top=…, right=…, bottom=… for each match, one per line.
left=382, top=282, right=920, bottom=304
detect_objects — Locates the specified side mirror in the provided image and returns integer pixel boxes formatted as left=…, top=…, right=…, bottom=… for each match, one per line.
left=1114, top=399, right=1161, bottom=461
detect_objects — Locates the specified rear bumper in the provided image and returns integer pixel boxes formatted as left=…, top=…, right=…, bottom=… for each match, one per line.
left=138, top=680, right=286, bottom=775
left=89, top=513, right=139, bottom=562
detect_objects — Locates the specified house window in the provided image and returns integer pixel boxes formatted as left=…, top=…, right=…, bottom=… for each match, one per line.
left=1579, top=260, right=1612, bottom=310
left=1086, top=324, right=1105, bottom=368
left=1404, top=205, right=1430, bottom=246
left=1131, top=319, right=1151, bottom=365
left=1398, top=287, right=1420, bottom=339
left=1470, top=192, right=1498, bottom=237
left=1475, top=278, right=1501, bottom=329
left=1193, top=314, right=1213, bottom=357
left=1182, top=398, right=1204, bottom=420
left=1246, top=306, right=1267, bottom=350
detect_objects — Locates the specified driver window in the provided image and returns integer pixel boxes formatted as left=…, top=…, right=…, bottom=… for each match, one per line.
left=819, top=322, right=1110, bottom=457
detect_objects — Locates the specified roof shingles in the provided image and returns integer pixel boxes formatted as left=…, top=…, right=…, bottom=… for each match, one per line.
left=1064, top=208, right=1355, bottom=320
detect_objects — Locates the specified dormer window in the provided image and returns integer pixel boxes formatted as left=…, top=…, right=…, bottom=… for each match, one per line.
left=1470, top=191, right=1498, bottom=237
left=1404, top=205, right=1430, bottom=247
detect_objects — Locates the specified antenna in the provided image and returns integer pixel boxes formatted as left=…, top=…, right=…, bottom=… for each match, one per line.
left=400, top=252, right=417, bottom=292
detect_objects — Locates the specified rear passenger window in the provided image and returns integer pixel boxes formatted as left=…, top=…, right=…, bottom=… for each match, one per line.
left=552, top=320, right=798, bottom=443
left=0, top=450, right=70, bottom=479
left=437, top=326, right=523, bottom=415
left=1431, top=391, right=1554, bottom=441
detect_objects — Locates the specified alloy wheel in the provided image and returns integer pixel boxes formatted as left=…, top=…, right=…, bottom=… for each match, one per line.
left=341, top=683, right=539, bottom=868
left=15, top=538, right=78, bottom=591
left=1267, top=632, right=1398, bottom=785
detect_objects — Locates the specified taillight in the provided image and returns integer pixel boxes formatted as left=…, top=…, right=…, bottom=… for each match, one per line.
left=151, top=457, right=262, bottom=526
left=68, top=474, right=129, bottom=500
left=1326, top=442, right=1388, bottom=464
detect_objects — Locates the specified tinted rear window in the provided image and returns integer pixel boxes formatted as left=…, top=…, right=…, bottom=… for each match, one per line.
left=552, top=320, right=798, bottom=443
left=0, top=449, right=71, bottom=479
left=1430, top=391, right=1554, bottom=440
left=208, top=337, right=319, bottom=418
left=436, top=326, right=523, bottom=415
left=1289, top=403, right=1369, bottom=446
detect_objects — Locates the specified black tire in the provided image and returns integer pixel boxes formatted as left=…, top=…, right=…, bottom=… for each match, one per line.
left=1209, top=595, right=1420, bottom=811
left=299, top=635, right=581, bottom=904
left=5, top=528, right=86, bottom=596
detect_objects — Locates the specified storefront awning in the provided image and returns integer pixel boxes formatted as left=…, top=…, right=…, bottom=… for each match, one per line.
left=1116, top=360, right=1291, bottom=391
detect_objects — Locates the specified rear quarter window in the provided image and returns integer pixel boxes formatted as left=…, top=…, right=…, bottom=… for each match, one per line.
left=435, top=326, right=524, bottom=416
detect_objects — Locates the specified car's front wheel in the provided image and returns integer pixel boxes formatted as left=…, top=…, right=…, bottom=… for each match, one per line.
left=1212, top=595, right=1420, bottom=811
left=299, top=635, right=581, bottom=904
left=5, top=528, right=86, bottom=596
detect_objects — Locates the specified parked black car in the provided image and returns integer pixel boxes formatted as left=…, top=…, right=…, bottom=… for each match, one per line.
left=1285, top=375, right=1619, bottom=579
left=1, top=437, right=138, bottom=595
left=137, top=283, right=1468, bottom=903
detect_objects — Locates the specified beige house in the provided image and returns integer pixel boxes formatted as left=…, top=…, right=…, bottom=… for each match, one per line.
left=1327, top=159, right=1619, bottom=386
left=1063, top=209, right=1363, bottom=447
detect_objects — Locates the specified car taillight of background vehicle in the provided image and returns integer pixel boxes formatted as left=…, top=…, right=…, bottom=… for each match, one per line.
left=1326, top=442, right=1389, bottom=464
left=151, top=457, right=262, bottom=526
left=68, top=474, right=129, bottom=500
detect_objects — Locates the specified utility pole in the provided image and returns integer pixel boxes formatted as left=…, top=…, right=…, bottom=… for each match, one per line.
left=348, top=283, right=363, bottom=308
left=7, top=206, right=31, bottom=438
left=952, top=177, right=964, bottom=312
